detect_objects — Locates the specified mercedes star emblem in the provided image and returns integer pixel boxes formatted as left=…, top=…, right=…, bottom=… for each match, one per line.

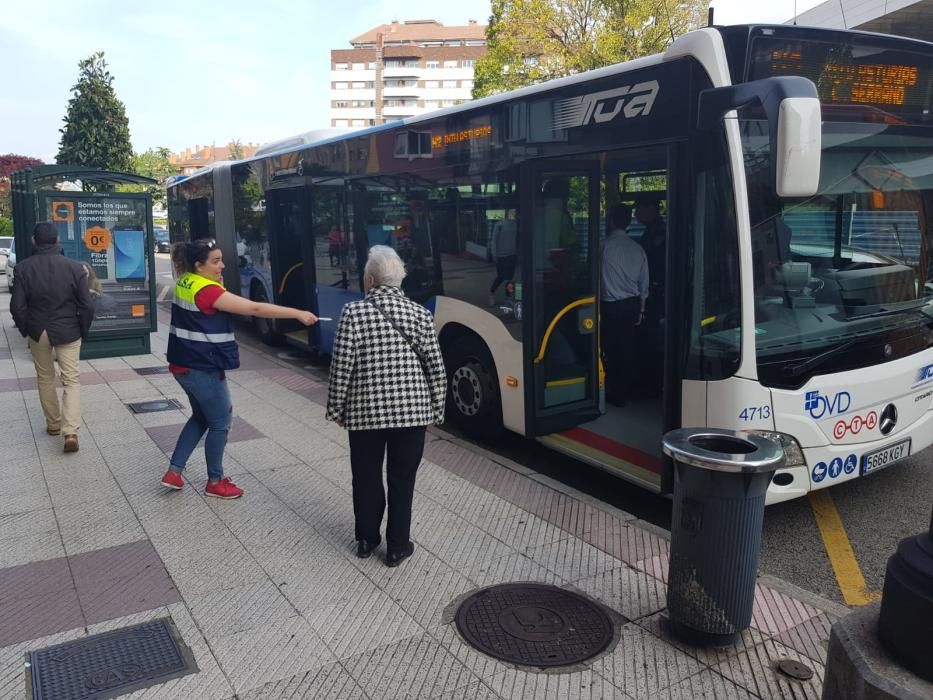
left=880, top=404, right=898, bottom=435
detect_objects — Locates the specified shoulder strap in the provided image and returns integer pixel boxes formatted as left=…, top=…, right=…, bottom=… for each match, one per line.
left=366, top=298, right=434, bottom=399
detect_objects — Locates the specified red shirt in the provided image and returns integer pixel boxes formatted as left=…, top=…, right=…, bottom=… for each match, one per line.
left=169, top=285, right=226, bottom=374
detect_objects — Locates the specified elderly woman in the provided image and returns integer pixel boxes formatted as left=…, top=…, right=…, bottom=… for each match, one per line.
left=326, top=245, right=446, bottom=567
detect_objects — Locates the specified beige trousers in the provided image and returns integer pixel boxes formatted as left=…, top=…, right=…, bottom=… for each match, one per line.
left=29, top=331, right=82, bottom=435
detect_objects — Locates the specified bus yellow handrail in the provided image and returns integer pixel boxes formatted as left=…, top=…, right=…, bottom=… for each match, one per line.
left=279, top=262, right=304, bottom=294
left=533, top=296, right=595, bottom=364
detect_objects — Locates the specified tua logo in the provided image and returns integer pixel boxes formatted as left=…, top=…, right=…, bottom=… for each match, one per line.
left=552, top=80, right=660, bottom=130
left=805, top=390, right=852, bottom=419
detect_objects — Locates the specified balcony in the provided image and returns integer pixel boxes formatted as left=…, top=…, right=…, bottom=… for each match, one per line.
left=383, top=85, right=421, bottom=98
left=383, top=66, right=421, bottom=78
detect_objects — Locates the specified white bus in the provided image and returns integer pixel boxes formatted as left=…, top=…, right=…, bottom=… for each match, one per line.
left=168, top=24, right=933, bottom=504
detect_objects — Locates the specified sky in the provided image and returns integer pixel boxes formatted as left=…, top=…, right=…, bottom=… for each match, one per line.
left=0, top=0, right=826, bottom=162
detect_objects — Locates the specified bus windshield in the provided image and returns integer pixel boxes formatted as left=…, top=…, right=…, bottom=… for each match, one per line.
left=743, top=120, right=933, bottom=388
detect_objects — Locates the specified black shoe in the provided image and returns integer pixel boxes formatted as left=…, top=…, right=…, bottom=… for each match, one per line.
left=356, top=539, right=380, bottom=559
left=385, top=541, right=415, bottom=567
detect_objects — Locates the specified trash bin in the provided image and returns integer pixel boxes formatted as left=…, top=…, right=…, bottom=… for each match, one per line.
left=662, top=428, right=785, bottom=647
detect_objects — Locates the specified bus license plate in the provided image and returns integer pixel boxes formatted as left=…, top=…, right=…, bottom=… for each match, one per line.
left=861, top=440, right=910, bottom=476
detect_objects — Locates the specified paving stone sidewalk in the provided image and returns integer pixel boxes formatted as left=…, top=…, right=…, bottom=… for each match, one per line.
left=0, top=292, right=849, bottom=699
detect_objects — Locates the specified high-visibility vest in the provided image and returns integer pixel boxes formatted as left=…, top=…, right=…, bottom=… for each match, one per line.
left=166, top=272, right=240, bottom=371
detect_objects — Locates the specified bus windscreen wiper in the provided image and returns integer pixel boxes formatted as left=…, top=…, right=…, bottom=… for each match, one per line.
left=781, top=339, right=859, bottom=379
left=843, top=300, right=931, bottom=322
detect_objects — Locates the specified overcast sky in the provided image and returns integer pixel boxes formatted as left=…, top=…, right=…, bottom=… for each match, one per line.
left=0, top=0, right=825, bottom=161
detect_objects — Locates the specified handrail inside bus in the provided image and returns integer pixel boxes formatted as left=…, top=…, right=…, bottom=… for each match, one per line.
left=534, top=296, right=595, bottom=364
left=279, top=262, right=304, bottom=294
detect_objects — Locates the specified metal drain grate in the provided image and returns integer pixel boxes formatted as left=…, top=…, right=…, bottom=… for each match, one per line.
left=27, top=618, right=197, bottom=700
left=455, top=583, right=615, bottom=668
left=134, top=366, right=171, bottom=376
left=126, top=399, right=183, bottom=414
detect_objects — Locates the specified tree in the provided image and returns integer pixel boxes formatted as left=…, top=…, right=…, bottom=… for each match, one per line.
left=228, top=139, right=245, bottom=161
left=0, top=153, right=44, bottom=222
left=57, top=52, right=133, bottom=172
left=124, top=147, right=178, bottom=206
left=473, top=0, right=707, bottom=98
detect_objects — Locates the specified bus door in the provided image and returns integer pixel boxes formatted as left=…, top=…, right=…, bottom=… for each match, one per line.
left=521, top=161, right=601, bottom=436
left=266, top=186, right=317, bottom=344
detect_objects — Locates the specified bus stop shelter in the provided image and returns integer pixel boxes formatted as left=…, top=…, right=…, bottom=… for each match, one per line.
left=10, top=166, right=159, bottom=359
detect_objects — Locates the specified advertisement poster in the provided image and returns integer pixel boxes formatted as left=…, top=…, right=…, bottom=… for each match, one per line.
left=44, top=195, right=151, bottom=336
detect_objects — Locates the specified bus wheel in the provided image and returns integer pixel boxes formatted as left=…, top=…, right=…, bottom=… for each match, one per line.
left=446, top=337, right=503, bottom=438
left=251, top=284, right=285, bottom=346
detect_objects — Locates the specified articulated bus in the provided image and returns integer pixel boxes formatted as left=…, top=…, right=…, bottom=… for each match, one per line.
left=168, top=24, right=933, bottom=504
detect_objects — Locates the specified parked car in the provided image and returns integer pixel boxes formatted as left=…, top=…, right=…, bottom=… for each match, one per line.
left=153, top=227, right=170, bottom=253
left=6, top=239, right=15, bottom=291
left=0, top=236, right=11, bottom=274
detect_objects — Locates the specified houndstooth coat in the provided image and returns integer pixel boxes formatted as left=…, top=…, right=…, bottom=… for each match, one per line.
left=326, top=285, right=446, bottom=431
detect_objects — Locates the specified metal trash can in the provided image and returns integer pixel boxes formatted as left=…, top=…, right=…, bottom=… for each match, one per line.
left=662, top=428, right=785, bottom=647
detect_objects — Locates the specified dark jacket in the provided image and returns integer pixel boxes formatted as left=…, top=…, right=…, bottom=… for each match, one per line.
left=10, top=244, right=94, bottom=345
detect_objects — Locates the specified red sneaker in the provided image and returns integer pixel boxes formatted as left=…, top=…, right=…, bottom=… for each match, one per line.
left=160, top=470, right=184, bottom=490
left=205, top=477, right=243, bottom=499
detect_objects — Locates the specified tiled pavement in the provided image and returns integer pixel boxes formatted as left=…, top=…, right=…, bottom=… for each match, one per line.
left=0, top=294, right=850, bottom=700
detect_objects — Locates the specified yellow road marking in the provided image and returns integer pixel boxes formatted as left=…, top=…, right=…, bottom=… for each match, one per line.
left=808, top=489, right=881, bottom=606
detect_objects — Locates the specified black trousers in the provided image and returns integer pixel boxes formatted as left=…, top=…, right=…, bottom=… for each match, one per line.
left=489, top=255, right=517, bottom=293
left=348, top=426, right=426, bottom=550
left=600, top=297, right=641, bottom=403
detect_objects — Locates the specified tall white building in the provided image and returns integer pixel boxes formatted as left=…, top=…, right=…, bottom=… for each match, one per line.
left=329, top=19, right=488, bottom=128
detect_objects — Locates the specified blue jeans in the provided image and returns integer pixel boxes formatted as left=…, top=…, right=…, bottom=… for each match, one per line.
left=169, top=369, right=232, bottom=482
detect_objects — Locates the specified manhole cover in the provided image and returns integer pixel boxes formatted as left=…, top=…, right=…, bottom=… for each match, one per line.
left=27, top=618, right=197, bottom=700
left=135, top=366, right=170, bottom=376
left=126, top=399, right=183, bottom=414
left=455, top=583, right=614, bottom=668
left=775, top=658, right=814, bottom=681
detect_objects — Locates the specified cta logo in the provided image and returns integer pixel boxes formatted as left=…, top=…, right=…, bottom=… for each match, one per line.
left=804, top=390, right=852, bottom=419
left=833, top=411, right=877, bottom=440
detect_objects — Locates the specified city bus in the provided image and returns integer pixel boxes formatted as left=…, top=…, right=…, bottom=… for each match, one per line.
left=168, top=24, right=933, bottom=504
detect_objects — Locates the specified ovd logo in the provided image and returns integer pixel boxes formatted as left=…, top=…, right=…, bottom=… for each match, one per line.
left=804, top=390, right=852, bottom=419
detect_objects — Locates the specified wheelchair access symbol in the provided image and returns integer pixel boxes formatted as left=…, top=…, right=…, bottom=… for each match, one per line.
left=843, top=454, right=857, bottom=475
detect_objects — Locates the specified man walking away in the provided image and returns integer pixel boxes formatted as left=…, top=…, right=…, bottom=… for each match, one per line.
left=600, top=204, right=648, bottom=407
left=10, top=222, right=94, bottom=452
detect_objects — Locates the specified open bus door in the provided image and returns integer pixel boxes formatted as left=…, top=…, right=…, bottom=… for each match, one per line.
left=521, top=160, right=602, bottom=436
left=265, top=186, right=318, bottom=345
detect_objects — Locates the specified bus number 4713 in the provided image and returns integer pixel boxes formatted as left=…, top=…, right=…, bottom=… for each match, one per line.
left=739, top=406, right=772, bottom=421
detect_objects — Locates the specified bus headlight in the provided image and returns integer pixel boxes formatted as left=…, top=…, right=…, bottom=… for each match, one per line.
left=744, top=430, right=806, bottom=468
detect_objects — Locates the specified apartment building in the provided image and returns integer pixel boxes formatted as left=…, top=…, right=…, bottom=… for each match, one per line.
left=329, top=19, right=487, bottom=127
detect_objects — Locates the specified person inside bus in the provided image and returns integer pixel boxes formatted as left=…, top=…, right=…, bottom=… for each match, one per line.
left=326, top=245, right=446, bottom=567
left=488, top=209, right=517, bottom=307
left=600, top=203, right=649, bottom=407
left=633, top=196, right=666, bottom=398
left=160, top=239, right=317, bottom=499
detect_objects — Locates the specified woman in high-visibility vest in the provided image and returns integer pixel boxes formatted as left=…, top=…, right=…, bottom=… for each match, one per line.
left=160, top=239, right=317, bottom=499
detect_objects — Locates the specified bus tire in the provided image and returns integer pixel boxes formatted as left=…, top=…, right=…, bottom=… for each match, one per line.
left=445, top=336, right=504, bottom=438
left=251, top=283, right=285, bottom=346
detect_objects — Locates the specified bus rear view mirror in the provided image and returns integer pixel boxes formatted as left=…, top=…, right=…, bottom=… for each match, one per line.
left=775, top=97, right=821, bottom=197
left=698, top=76, right=822, bottom=198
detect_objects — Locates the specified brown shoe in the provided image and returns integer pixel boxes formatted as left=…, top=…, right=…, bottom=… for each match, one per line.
left=63, top=435, right=79, bottom=453
left=47, top=426, right=61, bottom=436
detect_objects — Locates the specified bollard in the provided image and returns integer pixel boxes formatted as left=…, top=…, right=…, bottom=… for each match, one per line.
left=877, top=504, right=933, bottom=682
left=662, top=428, right=785, bottom=647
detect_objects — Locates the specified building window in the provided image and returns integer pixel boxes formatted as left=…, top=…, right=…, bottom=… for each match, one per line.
left=351, top=119, right=365, bottom=126
left=335, top=62, right=348, bottom=70
left=334, top=82, right=348, bottom=89
left=444, top=60, right=457, bottom=68
left=523, top=56, right=539, bottom=66
left=368, top=62, right=376, bottom=69
left=425, top=80, right=439, bottom=89
left=445, top=41, right=461, bottom=47
left=351, top=81, right=365, bottom=89
left=352, top=62, right=364, bottom=70
left=462, top=59, right=476, bottom=68
left=462, top=79, right=473, bottom=89
left=335, top=119, right=349, bottom=127
left=334, top=101, right=349, bottom=108
left=465, top=40, right=485, bottom=46
left=443, top=80, right=457, bottom=88
left=442, top=99, right=455, bottom=107
left=426, top=61, right=439, bottom=69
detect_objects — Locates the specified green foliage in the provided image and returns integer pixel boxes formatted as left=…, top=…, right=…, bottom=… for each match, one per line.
left=56, top=52, right=133, bottom=173
left=0, top=217, right=12, bottom=236
left=121, top=147, right=178, bottom=205
left=473, top=0, right=708, bottom=98
left=228, top=139, right=245, bottom=161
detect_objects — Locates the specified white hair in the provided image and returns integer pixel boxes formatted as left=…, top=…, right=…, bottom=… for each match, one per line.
left=364, top=245, right=407, bottom=287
